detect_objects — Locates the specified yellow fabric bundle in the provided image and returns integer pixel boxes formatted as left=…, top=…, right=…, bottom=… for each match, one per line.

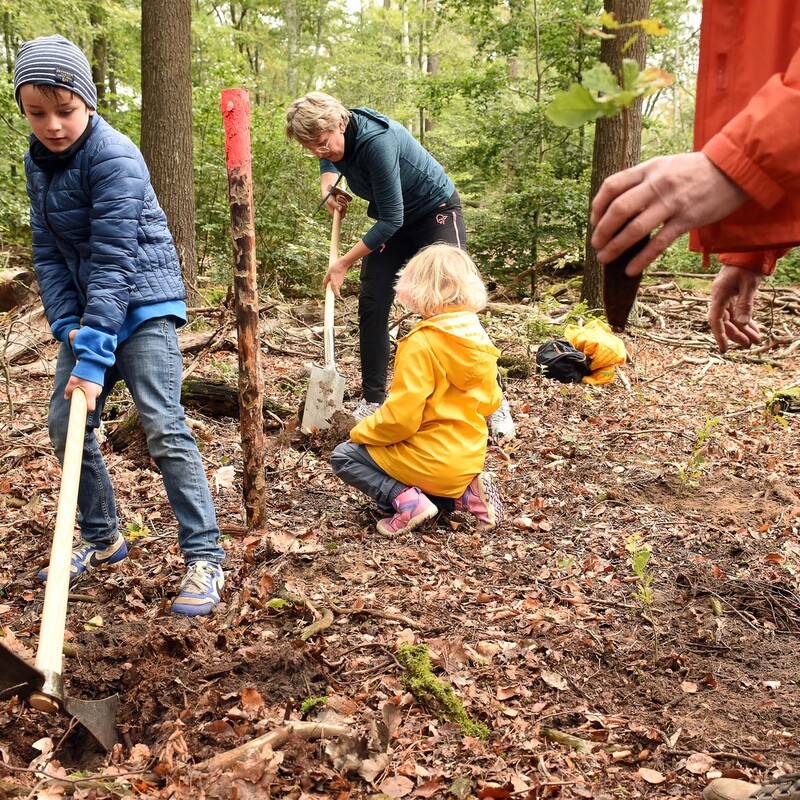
left=563, top=319, right=627, bottom=385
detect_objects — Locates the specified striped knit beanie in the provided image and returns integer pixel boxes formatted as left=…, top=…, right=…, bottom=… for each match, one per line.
left=13, top=34, right=97, bottom=113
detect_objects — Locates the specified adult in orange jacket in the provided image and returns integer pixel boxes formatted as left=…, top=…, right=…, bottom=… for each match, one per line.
left=590, top=0, right=800, bottom=353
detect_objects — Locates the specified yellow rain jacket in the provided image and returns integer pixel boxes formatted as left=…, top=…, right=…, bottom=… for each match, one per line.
left=563, top=319, right=627, bottom=385
left=351, top=309, right=502, bottom=498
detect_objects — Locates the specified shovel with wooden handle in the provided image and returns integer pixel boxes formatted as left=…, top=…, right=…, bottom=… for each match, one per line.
left=301, top=188, right=353, bottom=433
left=0, top=387, right=119, bottom=751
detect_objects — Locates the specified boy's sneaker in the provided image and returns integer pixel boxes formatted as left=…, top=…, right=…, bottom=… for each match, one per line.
left=37, top=533, right=128, bottom=583
left=352, top=400, right=381, bottom=421
left=171, top=561, right=224, bottom=617
left=377, top=487, right=437, bottom=537
left=454, top=472, right=505, bottom=531
left=487, top=397, right=516, bottom=439
left=704, top=774, right=800, bottom=800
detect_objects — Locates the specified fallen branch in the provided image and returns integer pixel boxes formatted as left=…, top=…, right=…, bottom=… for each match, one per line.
left=541, top=727, right=627, bottom=754
left=503, top=250, right=571, bottom=291
left=195, top=721, right=350, bottom=773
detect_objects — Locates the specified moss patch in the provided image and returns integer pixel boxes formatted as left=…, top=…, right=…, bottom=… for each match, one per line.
left=397, top=643, right=490, bottom=739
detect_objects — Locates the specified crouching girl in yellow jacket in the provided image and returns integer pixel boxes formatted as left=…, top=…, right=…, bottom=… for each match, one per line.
left=331, top=244, right=504, bottom=536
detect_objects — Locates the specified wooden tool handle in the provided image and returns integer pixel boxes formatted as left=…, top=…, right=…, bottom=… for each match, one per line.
left=34, top=389, right=88, bottom=683
left=324, top=208, right=343, bottom=368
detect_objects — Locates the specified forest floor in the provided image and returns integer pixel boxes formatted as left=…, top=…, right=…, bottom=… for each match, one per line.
left=0, top=273, right=799, bottom=800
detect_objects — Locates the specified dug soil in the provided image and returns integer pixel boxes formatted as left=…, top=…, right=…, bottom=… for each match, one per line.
left=0, top=280, right=798, bottom=799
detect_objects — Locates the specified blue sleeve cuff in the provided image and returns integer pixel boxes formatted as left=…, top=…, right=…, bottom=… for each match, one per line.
left=71, top=325, right=118, bottom=385
left=50, top=316, right=82, bottom=345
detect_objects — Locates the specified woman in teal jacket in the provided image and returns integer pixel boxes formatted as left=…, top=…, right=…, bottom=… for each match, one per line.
left=285, top=93, right=467, bottom=419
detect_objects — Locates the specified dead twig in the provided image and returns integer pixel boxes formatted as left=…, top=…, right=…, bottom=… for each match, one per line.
left=195, top=721, right=350, bottom=773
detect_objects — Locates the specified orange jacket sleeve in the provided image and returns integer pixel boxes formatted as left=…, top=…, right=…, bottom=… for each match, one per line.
left=703, top=44, right=800, bottom=211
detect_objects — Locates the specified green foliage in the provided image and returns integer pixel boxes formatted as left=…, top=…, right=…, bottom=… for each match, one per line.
left=624, top=532, right=659, bottom=658
left=547, top=58, right=674, bottom=129
left=124, top=513, right=150, bottom=538
left=299, top=695, right=328, bottom=717
left=0, top=0, right=711, bottom=300
left=672, top=415, right=721, bottom=496
left=624, top=533, right=654, bottom=607
left=774, top=249, right=800, bottom=285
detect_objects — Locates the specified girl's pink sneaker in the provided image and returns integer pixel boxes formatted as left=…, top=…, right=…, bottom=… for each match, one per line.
left=377, top=487, right=437, bottom=536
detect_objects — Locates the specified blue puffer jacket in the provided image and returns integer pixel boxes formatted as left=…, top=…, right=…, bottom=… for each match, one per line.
left=25, top=114, right=186, bottom=384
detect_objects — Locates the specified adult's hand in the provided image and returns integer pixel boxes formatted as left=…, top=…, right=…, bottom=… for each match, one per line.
left=65, top=375, right=103, bottom=412
left=322, top=186, right=349, bottom=218
left=590, top=152, right=749, bottom=275
left=707, top=265, right=763, bottom=353
left=322, top=257, right=350, bottom=298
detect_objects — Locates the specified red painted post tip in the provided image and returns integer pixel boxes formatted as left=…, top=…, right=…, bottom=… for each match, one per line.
left=220, top=88, right=252, bottom=173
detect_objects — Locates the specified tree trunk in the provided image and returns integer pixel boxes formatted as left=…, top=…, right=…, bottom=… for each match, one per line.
left=582, top=0, right=650, bottom=311
left=90, top=4, right=107, bottom=109
left=285, top=0, right=299, bottom=97
left=140, top=0, right=198, bottom=301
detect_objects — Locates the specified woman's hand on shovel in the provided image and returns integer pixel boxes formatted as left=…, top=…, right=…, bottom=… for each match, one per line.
left=65, top=375, right=103, bottom=412
left=323, top=258, right=350, bottom=298
left=324, top=191, right=349, bottom=218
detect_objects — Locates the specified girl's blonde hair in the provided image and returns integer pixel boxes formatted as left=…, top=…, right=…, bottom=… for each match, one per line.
left=285, top=92, right=351, bottom=144
left=394, top=244, right=488, bottom=318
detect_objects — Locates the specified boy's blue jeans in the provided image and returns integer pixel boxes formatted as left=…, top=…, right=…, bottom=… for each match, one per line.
left=48, top=317, right=224, bottom=565
left=331, top=442, right=454, bottom=514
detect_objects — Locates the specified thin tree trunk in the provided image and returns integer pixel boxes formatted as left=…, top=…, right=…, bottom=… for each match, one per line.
left=90, top=4, right=107, bottom=109
left=582, top=0, right=650, bottom=311
left=141, top=0, right=198, bottom=302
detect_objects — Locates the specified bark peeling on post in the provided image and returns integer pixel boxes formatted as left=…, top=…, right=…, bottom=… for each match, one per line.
left=220, top=89, right=268, bottom=531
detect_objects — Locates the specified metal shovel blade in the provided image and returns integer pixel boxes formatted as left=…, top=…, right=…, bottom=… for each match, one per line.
left=301, top=363, right=346, bottom=432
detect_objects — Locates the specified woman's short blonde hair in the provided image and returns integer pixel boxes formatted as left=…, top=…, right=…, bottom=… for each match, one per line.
left=285, top=92, right=351, bottom=144
left=394, top=244, right=488, bottom=318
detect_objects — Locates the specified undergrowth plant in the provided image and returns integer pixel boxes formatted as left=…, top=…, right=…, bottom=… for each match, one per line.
left=624, top=533, right=659, bottom=659
left=672, top=416, right=721, bottom=496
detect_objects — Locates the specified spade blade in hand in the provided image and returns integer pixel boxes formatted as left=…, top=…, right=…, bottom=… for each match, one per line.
left=602, top=234, right=649, bottom=331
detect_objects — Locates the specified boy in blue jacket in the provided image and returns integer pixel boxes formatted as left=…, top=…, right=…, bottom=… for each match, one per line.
left=14, top=35, right=225, bottom=616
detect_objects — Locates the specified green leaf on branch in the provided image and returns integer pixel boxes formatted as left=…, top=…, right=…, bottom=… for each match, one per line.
left=622, top=59, right=640, bottom=91
left=582, top=63, right=621, bottom=95
left=545, top=83, right=604, bottom=128
left=547, top=58, right=675, bottom=130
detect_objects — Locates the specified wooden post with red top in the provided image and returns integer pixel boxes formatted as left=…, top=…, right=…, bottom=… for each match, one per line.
left=219, top=89, right=268, bottom=531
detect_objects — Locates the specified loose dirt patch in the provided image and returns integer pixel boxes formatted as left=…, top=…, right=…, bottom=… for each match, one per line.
left=1, top=285, right=798, bottom=798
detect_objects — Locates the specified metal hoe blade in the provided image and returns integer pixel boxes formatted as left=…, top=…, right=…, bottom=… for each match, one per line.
left=0, top=389, right=119, bottom=751
left=0, top=644, right=119, bottom=751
